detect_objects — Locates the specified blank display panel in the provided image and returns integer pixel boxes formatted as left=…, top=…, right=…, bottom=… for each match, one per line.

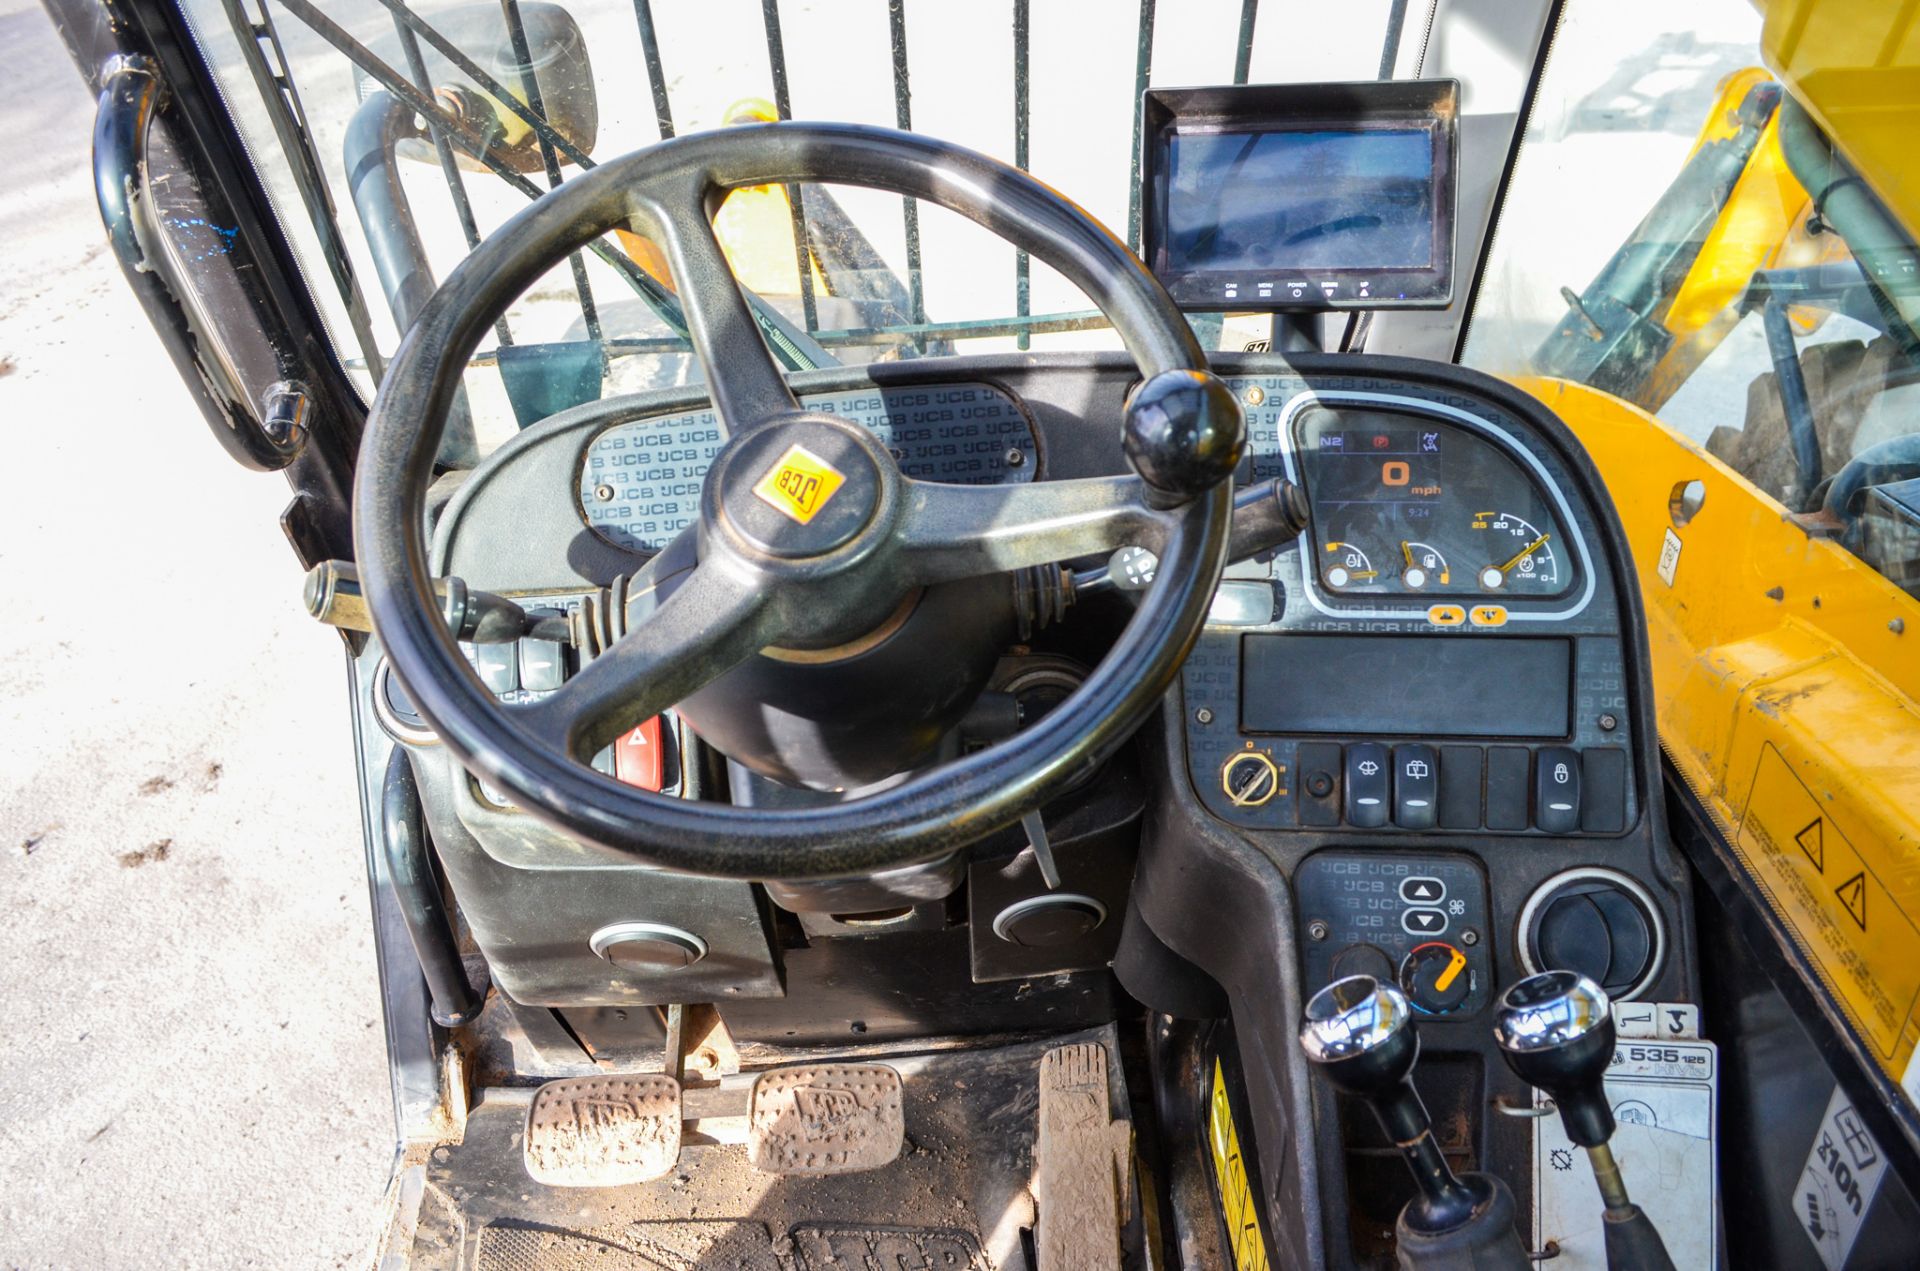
left=1240, top=635, right=1572, bottom=738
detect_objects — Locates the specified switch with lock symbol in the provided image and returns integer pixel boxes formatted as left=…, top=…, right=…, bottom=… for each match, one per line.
left=1534, top=747, right=1582, bottom=833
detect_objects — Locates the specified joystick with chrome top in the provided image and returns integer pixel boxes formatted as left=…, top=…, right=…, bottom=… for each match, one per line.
left=1494, top=971, right=1676, bottom=1271
left=1301, top=976, right=1528, bottom=1269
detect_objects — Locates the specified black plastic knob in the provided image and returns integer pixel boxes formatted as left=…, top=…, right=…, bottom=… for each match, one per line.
left=1124, top=369, right=1245, bottom=502
left=1493, top=970, right=1617, bottom=1148
left=1401, top=942, right=1472, bottom=1015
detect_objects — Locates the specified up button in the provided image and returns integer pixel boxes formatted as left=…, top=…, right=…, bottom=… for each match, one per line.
left=1400, top=877, right=1446, bottom=905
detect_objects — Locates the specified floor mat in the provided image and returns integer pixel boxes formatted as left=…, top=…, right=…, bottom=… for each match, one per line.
left=396, top=1025, right=1139, bottom=1270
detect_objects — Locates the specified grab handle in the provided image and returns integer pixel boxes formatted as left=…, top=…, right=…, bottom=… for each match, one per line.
left=93, top=54, right=306, bottom=471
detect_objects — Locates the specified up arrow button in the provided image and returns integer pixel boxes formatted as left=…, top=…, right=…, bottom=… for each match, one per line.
left=1400, top=877, right=1447, bottom=905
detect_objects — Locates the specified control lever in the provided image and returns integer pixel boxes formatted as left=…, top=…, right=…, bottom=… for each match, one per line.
left=303, top=559, right=567, bottom=644
left=1300, top=976, right=1529, bottom=1270
left=1305, top=979, right=1528, bottom=1267
left=1494, top=971, right=1676, bottom=1271
left=1075, top=477, right=1306, bottom=596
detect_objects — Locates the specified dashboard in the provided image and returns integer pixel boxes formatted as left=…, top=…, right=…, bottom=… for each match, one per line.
left=430, top=359, right=1636, bottom=864
left=407, top=351, right=1656, bottom=1022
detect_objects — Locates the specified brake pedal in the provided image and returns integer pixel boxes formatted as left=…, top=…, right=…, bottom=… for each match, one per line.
left=522, top=1073, right=682, bottom=1187
left=746, top=1062, right=905, bottom=1175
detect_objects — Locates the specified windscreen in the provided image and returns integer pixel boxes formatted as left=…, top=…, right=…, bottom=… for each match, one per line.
left=170, top=1, right=1423, bottom=463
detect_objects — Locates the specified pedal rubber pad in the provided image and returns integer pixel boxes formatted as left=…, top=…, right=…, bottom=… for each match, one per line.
left=522, top=1074, right=682, bottom=1187
left=1035, top=1042, right=1132, bottom=1270
left=746, top=1063, right=905, bottom=1175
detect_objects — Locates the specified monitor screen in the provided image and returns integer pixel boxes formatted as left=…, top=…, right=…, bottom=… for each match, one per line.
left=1163, top=128, right=1437, bottom=274
left=1140, top=81, right=1458, bottom=311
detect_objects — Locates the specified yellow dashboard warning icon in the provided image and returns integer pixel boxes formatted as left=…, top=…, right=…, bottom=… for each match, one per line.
left=752, top=443, right=845, bottom=525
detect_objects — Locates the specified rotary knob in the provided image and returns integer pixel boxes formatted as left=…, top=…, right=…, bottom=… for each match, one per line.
left=1222, top=751, right=1281, bottom=807
left=1400, top=941, right=1472, bottom=1015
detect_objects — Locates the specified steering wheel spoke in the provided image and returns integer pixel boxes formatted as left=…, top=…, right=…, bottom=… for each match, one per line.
left=895, top=474, right=1168, bottom=585
left=516, top=560, right=779, bottom=760
left=634, top=180, right=801, bottom=436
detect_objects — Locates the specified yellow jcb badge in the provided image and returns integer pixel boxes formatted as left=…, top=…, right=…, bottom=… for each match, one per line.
left=752, top=444, right=845, bottom=525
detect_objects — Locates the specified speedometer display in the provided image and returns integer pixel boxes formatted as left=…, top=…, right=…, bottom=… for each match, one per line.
left=1292, top=405, right=1572, bottom=598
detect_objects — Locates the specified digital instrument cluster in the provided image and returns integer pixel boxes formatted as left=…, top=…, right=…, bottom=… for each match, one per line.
left=1288, top=404, right=1572, bottom=599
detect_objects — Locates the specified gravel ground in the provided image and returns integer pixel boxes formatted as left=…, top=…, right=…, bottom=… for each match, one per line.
left=0, top=3, right=391, bottom=1266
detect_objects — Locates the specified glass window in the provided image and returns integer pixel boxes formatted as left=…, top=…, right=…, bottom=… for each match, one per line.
left=1462, top=0, right=1920, bottom=597
left=176, top=0, right=1409, bottom=464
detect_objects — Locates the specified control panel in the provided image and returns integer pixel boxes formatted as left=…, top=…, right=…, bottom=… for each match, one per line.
left=1295, top=853, right=1493, bottom=1016
left=1182, top=370, right=1637, bottom=837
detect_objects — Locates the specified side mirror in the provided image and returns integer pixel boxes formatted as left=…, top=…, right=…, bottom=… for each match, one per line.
left=359, top=1, right=597, bottom=173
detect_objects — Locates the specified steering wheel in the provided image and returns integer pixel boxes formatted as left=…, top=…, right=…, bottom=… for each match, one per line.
left=356, top=123, right=1242, bottom=879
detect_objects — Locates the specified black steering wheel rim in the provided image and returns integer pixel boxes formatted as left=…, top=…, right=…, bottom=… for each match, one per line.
left=356, top=122, right=1238, bottom=879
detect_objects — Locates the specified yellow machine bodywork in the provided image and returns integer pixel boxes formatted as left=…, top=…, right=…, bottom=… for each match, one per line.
left=1521, top=377, right=1920, bottom=1097
left=1761, top=0, right=1920, bottom=245
left=1506, top=0, right=1920, bottom=1110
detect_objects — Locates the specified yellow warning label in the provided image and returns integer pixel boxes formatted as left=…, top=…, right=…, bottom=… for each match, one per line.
left=1209, top=1059, right=1270, bottom=1271
left=751, top=443, right=845, bottom=524
left=1737, top=743, right=1920, bottom=1058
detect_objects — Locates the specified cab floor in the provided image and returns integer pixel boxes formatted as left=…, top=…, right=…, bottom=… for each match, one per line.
left=393, top=1024, right=1142, bottom=1270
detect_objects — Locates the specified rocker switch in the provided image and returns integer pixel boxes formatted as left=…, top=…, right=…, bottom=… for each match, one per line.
left=1534, top=747, right=1582, bottom=833
left=1393, top=745, right=1439, bottom=830
left=1344, top=743, right=1390, bottom=828
left=518, top=636, right=567, bottom=691
left=614, top=717, right=666, bottom=791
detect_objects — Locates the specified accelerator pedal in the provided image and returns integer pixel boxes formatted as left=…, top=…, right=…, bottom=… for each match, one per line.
left=522, top=1073, right=682, bottom=1187
left=746, top=1062, right=905, bottom=1175
left=1034, top=1042, right=1134, bottom=1271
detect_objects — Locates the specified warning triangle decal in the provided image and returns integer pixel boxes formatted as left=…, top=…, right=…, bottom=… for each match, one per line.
left=1835, top=872, right=1868, bottom=931
left=1797, top=819, right=1825, bottom=872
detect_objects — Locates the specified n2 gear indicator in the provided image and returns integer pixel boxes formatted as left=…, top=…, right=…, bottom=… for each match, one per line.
left=1292, top=405, right=1574, bottom=600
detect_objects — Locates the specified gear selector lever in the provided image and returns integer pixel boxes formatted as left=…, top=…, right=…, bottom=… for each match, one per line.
left=1300, top=976, right=1528, bottom=1269
left=1493, top=971, right=1677, bottom=1271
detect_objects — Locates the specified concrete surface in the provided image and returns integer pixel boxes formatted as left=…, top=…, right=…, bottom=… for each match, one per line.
left=0, top=2, right=390, bottom=1267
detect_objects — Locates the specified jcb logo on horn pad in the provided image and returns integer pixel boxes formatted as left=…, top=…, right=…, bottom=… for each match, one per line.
left=752, top=443, right=846, bottom=525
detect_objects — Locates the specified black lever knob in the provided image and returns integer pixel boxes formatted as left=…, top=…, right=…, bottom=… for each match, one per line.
left=1302, top=976, right=1533, bottom=1267
left=1492, top=969, right=1616, bottom=1148
left=1123, top=369, right=1245, bottom=503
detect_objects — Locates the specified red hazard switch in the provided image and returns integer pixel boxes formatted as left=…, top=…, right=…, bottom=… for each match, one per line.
left=614, top=717, right=665, bottom=791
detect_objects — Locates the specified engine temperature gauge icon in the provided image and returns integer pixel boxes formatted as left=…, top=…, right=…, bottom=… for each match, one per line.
left=1324, top=542, right=1376, bottom=589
